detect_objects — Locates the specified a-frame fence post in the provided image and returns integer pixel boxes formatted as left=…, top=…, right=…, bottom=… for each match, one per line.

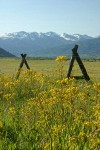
left=67, top=45, right=78, bottom=78
left=67, top=45, right=90, bottom=81
left=16, top=54, right=30, bottom=79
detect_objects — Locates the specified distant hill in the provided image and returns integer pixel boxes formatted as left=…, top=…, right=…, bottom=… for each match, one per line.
left=0, top=47, right=15, bottom=57
left=47, top=37, right=100, bottom=58
left=0, top=31, right=100, bottom=58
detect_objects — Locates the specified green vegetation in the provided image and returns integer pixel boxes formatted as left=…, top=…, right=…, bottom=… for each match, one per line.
left=0, top=57, right=100, bottom=149
left=0, top=57, right=100, bottom=81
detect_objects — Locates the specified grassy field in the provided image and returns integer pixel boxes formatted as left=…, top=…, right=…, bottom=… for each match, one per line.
left=0, top=57, right=100, bottom=149
left=0, top=57, right=100, bottom=81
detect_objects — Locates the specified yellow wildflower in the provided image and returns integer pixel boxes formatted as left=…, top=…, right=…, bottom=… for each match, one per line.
left=55, top=56, right=67, bottom=62
left=9, top=107, right=15, bottom=115
left=78, top=131, right=85, bottom=138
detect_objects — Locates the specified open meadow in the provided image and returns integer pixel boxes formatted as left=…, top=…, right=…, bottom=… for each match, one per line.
left=0, top=57, right=100, bottom=81
left=0, top=57, right=100, bottom=149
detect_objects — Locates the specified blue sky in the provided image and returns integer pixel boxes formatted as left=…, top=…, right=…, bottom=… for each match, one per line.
left=0, top=0, right=100, bottom=37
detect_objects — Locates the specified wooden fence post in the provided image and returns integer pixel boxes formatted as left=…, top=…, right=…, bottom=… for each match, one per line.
left=67, top=45, right=90, bottom=81
left=16, top=54, right=30, bottom=79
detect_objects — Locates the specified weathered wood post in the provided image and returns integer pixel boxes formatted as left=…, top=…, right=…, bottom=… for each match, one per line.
left=16, top=54, right=30, bottom=79
left=67, top=45, right=78, bottom=78
left=67, top=45, right=90, bottom=81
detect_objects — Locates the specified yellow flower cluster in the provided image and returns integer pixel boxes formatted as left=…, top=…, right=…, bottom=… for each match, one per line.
left=55, top=55, right=67, bottom=62
left=8, top=106, right=15, bottom=115
left=0, top=61, right=100, bottom=149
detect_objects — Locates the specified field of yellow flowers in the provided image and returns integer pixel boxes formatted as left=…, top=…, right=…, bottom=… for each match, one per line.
left=0, top=56, right=100, bottom=150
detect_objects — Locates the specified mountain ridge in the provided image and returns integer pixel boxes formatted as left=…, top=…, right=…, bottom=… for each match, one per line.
left=0, top=47, right=16, bottom=57
left=0, top=31, right=100, bottom=58
left=0, top=31, right=94, bottom=41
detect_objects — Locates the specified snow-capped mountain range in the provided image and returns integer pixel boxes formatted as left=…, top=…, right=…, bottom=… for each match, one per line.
left=0, top=31, right=100, bottom=58
left=0, top=31, right=93, bottom=41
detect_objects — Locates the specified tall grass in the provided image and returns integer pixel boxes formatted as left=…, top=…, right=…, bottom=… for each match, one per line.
left=0, top=57, right=100, bottom=149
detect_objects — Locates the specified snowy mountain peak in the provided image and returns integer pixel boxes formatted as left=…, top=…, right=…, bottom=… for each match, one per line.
left=73, top=34, right=93, bottom=40
left=0, top=31, right=29, bottom=39
left=61, top=33, right=77, bottom=41
left=61, top=33, right=93, bottom=41
left=0, top=31, right=93, bottom=41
